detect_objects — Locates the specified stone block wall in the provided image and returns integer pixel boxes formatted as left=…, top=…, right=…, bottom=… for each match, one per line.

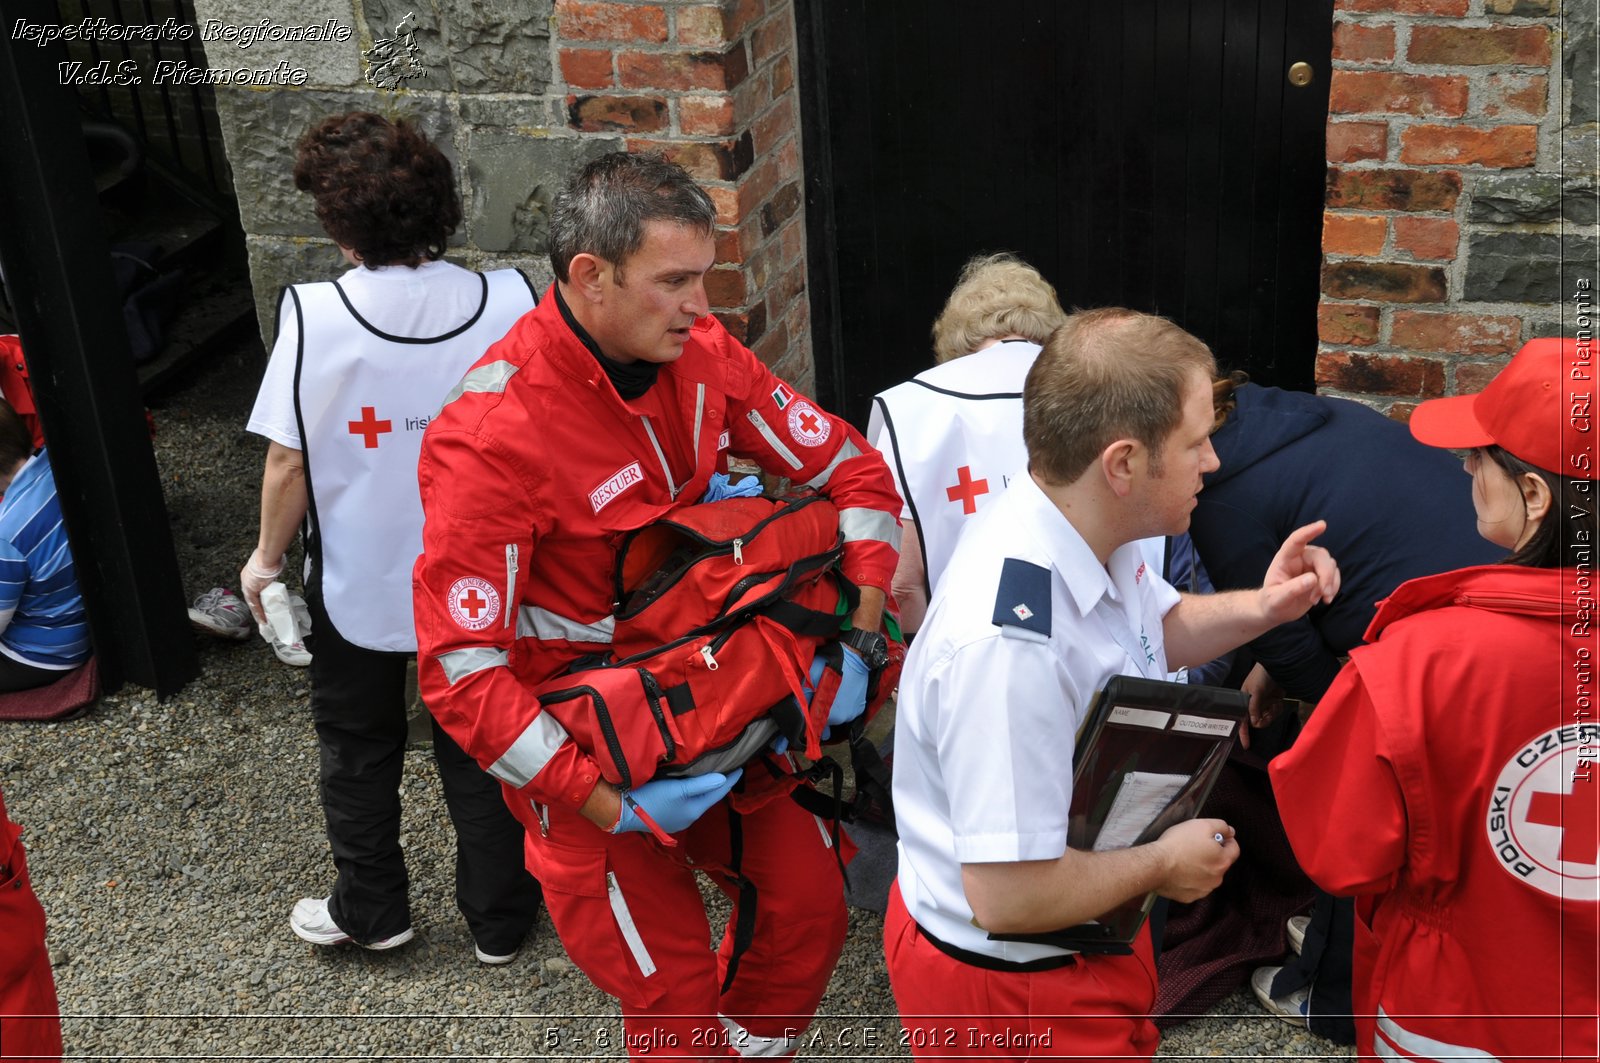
left=1316, top=0, right=1597, bottom=417
left=192, top=0, right=812, bottom=387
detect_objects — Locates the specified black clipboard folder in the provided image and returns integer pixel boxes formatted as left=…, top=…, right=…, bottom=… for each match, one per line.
left=988, top=675, right=1247, bottom=955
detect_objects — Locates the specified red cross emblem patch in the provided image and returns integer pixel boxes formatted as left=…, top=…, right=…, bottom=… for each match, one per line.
left=447, top=576, right=501, bottom=632
left=945, top=466, right=989, bottom=515
left=1487, top=723, right=1599, bottom=901
left=786, top=399, right=830, bottom=447
left=348, top=406, right=393, bottom=448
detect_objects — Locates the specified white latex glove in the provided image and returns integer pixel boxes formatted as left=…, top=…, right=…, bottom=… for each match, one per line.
left=240, top=549, right=285, bottom=624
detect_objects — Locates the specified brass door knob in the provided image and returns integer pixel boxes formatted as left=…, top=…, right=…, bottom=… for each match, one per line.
left=1288, top=62, right=1314, bottom=87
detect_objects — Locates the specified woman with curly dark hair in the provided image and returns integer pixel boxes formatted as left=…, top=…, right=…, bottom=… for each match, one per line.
left=239, top=111, right=542, bottom=960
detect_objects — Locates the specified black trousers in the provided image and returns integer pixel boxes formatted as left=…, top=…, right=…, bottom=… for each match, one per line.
left=306, top=590, right=541, bottom=950
left=0, top=652, right=67, bottom=693
left=1272, top=891, right=1356, bottom=1044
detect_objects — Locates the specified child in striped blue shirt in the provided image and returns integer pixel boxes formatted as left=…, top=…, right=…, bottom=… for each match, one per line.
left=0, top=399, right=89, bottom=689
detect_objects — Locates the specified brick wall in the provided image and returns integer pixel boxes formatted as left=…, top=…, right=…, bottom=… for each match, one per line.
left=1316, top=0, right=1597, bottom=418
left=190, top=0, right=812, bottom=384
left=555, top=0, right=813, bottom=386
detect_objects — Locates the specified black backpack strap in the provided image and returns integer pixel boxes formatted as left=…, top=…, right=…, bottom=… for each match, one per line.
left=785, top=756, right=850, bottom=883
left=761, top=598, right=846, bottom=637
left=718, top=801, right=759, bottom=995
left=845, top=729, right=895, bottom=834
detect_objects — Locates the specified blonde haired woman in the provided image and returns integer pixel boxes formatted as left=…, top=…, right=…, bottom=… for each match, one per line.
left=868, top=253, right=1067, bottom=630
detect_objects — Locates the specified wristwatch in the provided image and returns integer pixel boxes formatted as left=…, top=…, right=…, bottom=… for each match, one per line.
left=841, top=627, right=890, bottom=670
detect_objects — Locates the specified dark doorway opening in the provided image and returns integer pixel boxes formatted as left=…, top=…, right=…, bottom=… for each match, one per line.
left=797, top=0, right=1334, bottom=427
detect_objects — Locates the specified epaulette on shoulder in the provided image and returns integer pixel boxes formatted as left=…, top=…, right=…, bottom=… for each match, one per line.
left=991, top=558, right=1051, bottom=643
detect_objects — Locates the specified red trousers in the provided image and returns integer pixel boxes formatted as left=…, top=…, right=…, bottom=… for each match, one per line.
left=524, top=786, right=848, bottom=1061
left=884, top=881, right=1160, bottom=1062
left=0, top=790, right=62, bottom=1063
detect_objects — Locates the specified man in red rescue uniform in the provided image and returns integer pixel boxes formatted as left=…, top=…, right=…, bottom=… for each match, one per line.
left=413, top=152, right=901, bottom=1059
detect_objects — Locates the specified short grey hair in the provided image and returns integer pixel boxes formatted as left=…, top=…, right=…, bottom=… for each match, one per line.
left=549, top=151, right=717, bottom=283
left=931, top=253, right=1066, bottom=364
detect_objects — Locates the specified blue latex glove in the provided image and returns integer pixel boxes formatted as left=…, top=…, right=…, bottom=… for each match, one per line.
left=612, top=769, right=742, bottom=838
left=805, top=643, right=871, bottom=739
left=699, top=472, right=764, bottom=502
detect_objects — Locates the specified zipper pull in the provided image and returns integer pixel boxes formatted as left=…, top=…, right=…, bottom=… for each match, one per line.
left=700, top=645, right=719, bottom=671
left=504, top=543, right=519, bottom=629
left=732, top=538, right=744, bottom=565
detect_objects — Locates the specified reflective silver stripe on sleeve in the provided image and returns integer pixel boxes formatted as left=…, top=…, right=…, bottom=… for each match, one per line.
left=1375, top=1008, right=1500, bottom=1061
left=437, top=359, right=519, bottom=412
left=803, top=438, right=861, bottom=490
left=745, top=409, right=803, bottom=471
left=517, top=605, right=616, bottom=644
left=838, top=506, right=903, bottom=550
left=437, top=647, right=510, bottom=685
left=488, top=713, right=572, bottom=789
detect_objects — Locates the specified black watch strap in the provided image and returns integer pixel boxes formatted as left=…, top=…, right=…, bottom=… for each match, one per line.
left=842, top=627, right=889, bottom=669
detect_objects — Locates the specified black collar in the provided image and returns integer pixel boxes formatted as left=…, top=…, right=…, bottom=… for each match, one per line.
left=554, top=284, right=660, bottom=400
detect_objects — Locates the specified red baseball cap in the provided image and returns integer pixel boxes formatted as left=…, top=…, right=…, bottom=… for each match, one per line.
left=1409, top=337, right=1594, bottom=476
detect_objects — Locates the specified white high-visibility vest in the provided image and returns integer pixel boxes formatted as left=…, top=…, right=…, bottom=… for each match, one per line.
left=869, top=340, right=1168, bottom=597
left=291, top=268, right=535, bottom=651
left=869, top=341, right=1041, bottom=595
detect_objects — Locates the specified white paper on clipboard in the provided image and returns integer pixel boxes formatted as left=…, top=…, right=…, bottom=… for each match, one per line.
left=1091, top=771, right=1191, bottom=851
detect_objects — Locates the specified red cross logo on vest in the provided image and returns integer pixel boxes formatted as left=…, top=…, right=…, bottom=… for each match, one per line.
left=1487, top=724, right=1600, bottom=901
left=446, top=576, right=501, bottom=632
left=348, top=406, right=393, bottom=449
left=946, top=465, right=990, bottom=515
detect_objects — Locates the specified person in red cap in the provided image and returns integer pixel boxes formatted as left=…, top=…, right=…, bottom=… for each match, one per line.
left=1270, top=336, right=1599, bottom=1061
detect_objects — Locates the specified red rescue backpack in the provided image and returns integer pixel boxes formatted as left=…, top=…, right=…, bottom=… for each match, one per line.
left=534, top=491, right=902, bottom=792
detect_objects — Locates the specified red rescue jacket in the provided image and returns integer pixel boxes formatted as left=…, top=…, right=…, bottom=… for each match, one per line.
left=1272, top=565, right=1598, bottom=1062
left=413, top=289, right=901, bottom=823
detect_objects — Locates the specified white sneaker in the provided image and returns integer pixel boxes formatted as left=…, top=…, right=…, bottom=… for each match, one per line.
left=474, top=942, right=519, bottom=965
left=187, top=588, right=253, bottom=641
left=1287, top=914, right=1311, bottom=956
left=267, top=631, right=313, bottom=667
left=290, top=897, right=412, bottom=950
left=1251, top=965, right=1310, bottom=1028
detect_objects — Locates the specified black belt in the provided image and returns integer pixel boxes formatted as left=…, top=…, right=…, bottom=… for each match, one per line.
left=915, top=919, right=1077, bottom=972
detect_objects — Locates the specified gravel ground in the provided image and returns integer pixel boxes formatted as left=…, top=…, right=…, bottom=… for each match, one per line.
left=0, top=343, right=1354, bottom=1060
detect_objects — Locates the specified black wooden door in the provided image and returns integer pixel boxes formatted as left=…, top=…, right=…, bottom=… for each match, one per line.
left=798, top=0, right=1334, bottom=427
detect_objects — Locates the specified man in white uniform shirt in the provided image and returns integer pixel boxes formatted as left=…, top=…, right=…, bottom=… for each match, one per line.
left=886, top=308, right=1340, bottom=1060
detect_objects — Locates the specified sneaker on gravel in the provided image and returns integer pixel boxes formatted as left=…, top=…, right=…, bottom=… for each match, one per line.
left=290, top=897, right=412, bottom=950
left=1251, top=965, right=1310, bottom=1028
left=474, top=943, right=520, bottom=965
left=266, top=629, right=312, bottom=667
left=1287, top=914, right=1311, bottom=955
left=187, top=588, right=252, bottom=640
